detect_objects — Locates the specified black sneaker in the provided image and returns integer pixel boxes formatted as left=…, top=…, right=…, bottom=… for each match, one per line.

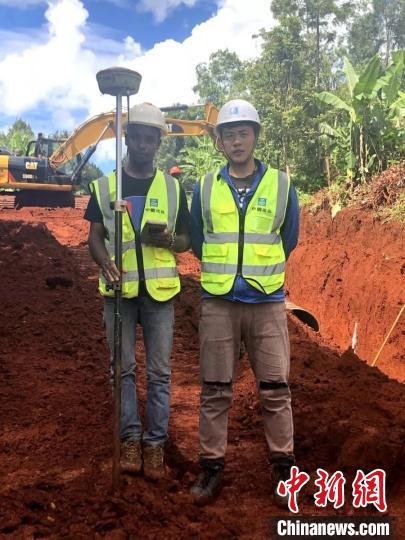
left=270, top=456, right=295, bottom=509
left=190, top=464, right=224, bottom=506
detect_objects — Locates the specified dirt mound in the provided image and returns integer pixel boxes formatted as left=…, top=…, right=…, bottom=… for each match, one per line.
left=0, top=208, right=404, bottom=538
left=370, top=162, right=405, bottom=211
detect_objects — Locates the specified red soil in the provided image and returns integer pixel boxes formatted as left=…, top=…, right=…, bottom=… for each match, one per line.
left=0, top=201, right=404, bottom=539
left=287, top=207, right=404, bottom=382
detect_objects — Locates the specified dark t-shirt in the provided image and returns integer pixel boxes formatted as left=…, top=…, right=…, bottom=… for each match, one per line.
left=229, top=171, right=256, bottom=208
left=84, top=170, right=190, bottom=296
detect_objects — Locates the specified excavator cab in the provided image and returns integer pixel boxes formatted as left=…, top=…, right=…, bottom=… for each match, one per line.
left=26, top=135, right=60, bottom=159
left=26, top=135, right=82, bottom=177
left=6, top=135, right=83, bottom=208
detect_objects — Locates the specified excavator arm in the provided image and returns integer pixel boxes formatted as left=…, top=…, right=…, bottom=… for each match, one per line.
left=49, top=102, right=218, bottom=170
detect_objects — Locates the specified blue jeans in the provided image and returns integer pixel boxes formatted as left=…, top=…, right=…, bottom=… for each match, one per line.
left=103, top=296, right=174, bottom=446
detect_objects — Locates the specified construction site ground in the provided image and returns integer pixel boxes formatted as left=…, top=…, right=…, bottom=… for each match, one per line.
left=0, top=195, right=404, bottom=539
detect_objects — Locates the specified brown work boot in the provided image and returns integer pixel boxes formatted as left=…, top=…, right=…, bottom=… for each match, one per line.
left=120, top=440, right=142, bottom=474
left=143, top=444, right=165, bottom=481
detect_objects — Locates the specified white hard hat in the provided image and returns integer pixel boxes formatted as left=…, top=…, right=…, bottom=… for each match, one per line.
left=125, top=102, right=167, bottom=135
left=215, top=99, right=261, bottom=135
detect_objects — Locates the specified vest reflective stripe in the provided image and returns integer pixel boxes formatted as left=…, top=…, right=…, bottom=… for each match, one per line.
left=202, top=262, right=238, bottom=274
left=200, top=167, right=289, bottom=295
left=244, top=232, right=281, bottom=244
left=204, top=231, right=280, bottom=244
left=92, top=170, right=180, bottom=300
left=204, top=232, right=238, bottom=243
left=101, top=270, right=139, bottom=287
left=273, top=170, right=289, bottom=232
left=98, top=175, right=114, bottom=229
left=144, top=267, right=178, bottom=279
left=242, top=262, right=285, bottom=276
left=164, top=173, right=178, bottom=231
left=202, top=261, right=285, bottom=276
left=201, top=172, right=216, bottom=233
left=106, top=240, right=134, bottom=256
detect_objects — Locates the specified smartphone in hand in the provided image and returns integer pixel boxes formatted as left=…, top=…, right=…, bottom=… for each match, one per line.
left=143, top=220, right=167, bottom=235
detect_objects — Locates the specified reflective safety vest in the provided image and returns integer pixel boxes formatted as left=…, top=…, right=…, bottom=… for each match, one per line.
left=90, top=170, right=181, bottom=301
left=200, top=167, right=290, bottom=295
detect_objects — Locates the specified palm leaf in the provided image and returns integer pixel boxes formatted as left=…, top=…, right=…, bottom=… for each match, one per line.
left=353, top=55, right=382, bottom=100
left=343, top=57, right=359, bottom=98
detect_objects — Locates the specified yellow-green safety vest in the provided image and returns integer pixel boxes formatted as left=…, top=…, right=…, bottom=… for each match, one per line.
left=200, top=167, right=290, bottom=295
left=90, top=169, right=181, bottom=301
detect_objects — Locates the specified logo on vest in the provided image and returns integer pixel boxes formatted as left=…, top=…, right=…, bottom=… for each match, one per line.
left=150, top=198, right=159, bottom=207
left=252, top=197, right=273, bottom=215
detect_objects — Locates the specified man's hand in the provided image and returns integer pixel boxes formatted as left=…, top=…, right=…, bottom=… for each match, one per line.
left=101, top=259, right=121, bottom=284
left=88, top=222, right=127, bottom=285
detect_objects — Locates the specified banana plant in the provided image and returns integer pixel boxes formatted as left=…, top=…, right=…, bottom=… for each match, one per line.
left=317, top=51, right=404, bottom=184
left=179, top=136, right=224, bottom=186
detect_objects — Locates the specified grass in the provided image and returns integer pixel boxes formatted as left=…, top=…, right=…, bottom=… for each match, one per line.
left=379, top=193, right=405, bottom=223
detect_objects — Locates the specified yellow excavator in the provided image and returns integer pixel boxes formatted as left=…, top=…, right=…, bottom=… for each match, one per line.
left=0, top=103, right=218, bottom=208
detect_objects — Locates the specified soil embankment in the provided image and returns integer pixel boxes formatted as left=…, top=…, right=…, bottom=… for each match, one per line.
left=287, top=207, right=404, bottom=382
left=0, top=200, right=404, bottom=538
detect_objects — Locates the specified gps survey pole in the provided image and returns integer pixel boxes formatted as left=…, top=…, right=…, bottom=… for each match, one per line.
left=96, top=67, right=142, bottom=491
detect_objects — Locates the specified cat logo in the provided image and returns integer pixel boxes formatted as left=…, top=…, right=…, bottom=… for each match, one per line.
left=26, top=161, right=38, bottom=170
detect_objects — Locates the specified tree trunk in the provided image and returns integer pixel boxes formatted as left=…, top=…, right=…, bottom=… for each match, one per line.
left=359, top=126, right=365, bottom=182
left=325, top=156, right=331, bottom=187
left=315, top=12, right=320, bottom=89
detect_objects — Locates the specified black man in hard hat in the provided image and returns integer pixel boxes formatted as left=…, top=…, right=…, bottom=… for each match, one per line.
left=189, top=99, right=299, bottom=506
left=84, top=103, right=190, bottom=480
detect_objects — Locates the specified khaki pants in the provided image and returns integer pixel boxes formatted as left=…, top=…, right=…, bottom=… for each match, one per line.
left=199, top=298, right=294, bottom=462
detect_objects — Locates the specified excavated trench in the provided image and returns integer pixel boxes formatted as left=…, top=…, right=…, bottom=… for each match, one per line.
left=0, top=201, right=404, bottom=539
left=286, top=207, right=404, bottom=383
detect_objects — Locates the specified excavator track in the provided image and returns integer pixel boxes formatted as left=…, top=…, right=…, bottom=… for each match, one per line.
left=14, top=189, right=75, bottom=209
left=0, top=190, right=83, bottom=211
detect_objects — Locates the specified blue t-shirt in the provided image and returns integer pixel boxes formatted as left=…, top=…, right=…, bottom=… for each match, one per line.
left=190, top=161, right=300, bottom=303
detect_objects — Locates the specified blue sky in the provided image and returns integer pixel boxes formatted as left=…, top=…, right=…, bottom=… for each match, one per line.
left=0, top=0, right=275, bottom=172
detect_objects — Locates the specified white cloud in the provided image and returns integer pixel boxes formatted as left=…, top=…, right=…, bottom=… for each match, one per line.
left=85, top=23, right=143, bottom=58
left=0, top=0, right=94, bottom=119
left=120, top=0, right=273, bottom=107
left=136, top=0, right=199, bottom=23
left=0, top=0, right=274, bottom=166
left=0, top=29, right=45, bottom=60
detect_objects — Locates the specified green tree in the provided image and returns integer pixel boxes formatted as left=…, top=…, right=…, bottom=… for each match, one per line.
left=271, top=0, right=352, bottom=88
left=80, top=162, right=104, bottom=193
left=347, top=0, right=405, bottom=66
left=179, top=137, right=224, bottom=191
left=155, top=135, right=179, bottom=173
left=247, top=18, right=326, bottom=191
left=0, top=119, right=34, bottom=154
left=318, top=51, right=405, bottom=183
left=193, top=49, right=247, bottom=107
left=47, top=129, right=70, bottom=139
